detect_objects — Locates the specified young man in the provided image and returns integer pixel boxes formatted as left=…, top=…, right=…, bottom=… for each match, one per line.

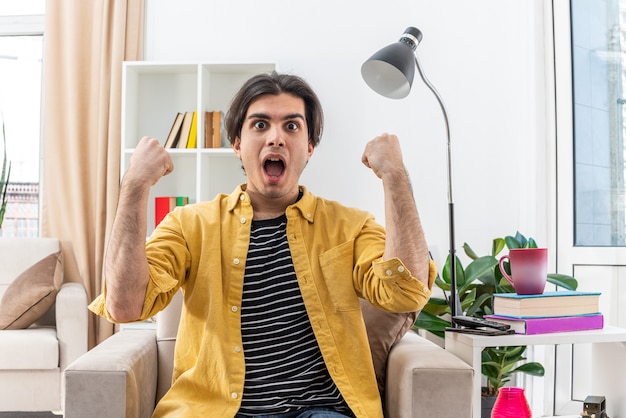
left=90, top=72, right=435, bottom=418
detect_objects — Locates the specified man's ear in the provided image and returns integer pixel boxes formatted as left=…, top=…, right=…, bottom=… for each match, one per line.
left=233, top=137, right=241, bottom=158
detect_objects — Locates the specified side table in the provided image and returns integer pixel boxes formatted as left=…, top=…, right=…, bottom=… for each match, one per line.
left=445, top=326, right=626, bottom=418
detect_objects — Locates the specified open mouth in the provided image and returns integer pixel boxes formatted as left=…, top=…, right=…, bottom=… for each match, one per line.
left=264, top=157, right=285, bottom=178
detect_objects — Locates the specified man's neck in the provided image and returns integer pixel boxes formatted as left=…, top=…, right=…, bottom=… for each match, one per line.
left=248, top=188, right=301, bottom=221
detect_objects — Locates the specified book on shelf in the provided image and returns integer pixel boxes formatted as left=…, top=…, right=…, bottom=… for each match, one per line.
left=204, top=111, right=213, bottom=148
left=164, top=112, right=184, bottom=148
left=177, top=112, right=195, bottom=149
left=155, top=196, right=189, bottom=227
left=212, top=111, right=224, bottom=148
left=484, top=313, right=604, bottom=335
left=203, top=111, right=225, bottom=148
left=186, top=111, right=198, bottom=149
left=492, top=290, right=601, bottom=317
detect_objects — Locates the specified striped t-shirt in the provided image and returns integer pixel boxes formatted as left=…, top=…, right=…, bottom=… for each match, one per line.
left=237, top=214, right=351, bottom=416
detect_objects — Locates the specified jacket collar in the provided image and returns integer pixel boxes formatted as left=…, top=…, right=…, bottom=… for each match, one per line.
left=227, top=184, right=316, bottom=223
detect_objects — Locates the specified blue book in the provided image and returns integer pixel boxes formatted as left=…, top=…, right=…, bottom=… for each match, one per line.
left=492, top=291, right=601, bottom=317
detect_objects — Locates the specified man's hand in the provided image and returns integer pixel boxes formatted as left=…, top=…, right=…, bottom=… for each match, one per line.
left=361, top=133, right=405, bottom=179
left=126, top=136, right=174, bottom=186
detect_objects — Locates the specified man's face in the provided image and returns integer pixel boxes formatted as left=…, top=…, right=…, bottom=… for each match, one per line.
left=233, top=93, right=314, bottom=202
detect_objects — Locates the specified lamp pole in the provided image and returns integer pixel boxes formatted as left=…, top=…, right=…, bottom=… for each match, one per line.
left=413, top=53, right=461, bottom=319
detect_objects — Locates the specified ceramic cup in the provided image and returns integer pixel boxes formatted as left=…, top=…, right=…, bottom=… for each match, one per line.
left=498, top=248, right=548, bottom=295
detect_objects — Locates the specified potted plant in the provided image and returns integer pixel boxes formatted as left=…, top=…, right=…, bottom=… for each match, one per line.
left=0, top=120, right=10, bottom=229
left=414, top=232, right=578, bottom=416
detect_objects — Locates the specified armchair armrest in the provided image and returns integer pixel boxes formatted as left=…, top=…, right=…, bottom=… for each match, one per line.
left=64, top=330, right=158, bottom=418
left=385, top=330, right=473, bottom=418
left=56, top=282, right=88, bottom=370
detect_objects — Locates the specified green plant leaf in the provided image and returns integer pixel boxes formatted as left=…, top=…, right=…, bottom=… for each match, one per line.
left=465, top=256, right=499, bottom=283
left=491, top=238, right=505, bottom=257
left=442, top=254, right=466, bottom=288
left=481, top=361, right=501, bottom=374
left=495, top=278, right=516, bottom=294
left=510, top=362, right=545, bottom=376
left=423, top=297, right=448, bottom=307
left=420, top=297, right=449, bottom=317
left=414, top=310, right=451, bottom=333
left=465, top=292, right=491, bottom=317
left=0, top=119, right=10, bottom=228
left=528, top=237, right=538, bottom=248
left=460, top=288, right=477, bottom=312
left=505, top=235, right=522, bottom=249
left=434, top=275, right=450, bottom=291
left=514, top=231, right=528, bottom=247
left=547, top=274, right=578, bottom=290
left=491, top=345, right=526, bottom=359
left=463, top=242, right=479, bottom=260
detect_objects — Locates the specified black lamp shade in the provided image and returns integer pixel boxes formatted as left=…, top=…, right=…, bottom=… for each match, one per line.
left=361, top=34, right=418, bottom=99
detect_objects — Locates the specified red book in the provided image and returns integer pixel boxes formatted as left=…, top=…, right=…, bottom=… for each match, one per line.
left=484, top=313, right=604, bottom=335
left=155, top=196, right=189, bottom=227
left=155, top=197, right=172, bottom=227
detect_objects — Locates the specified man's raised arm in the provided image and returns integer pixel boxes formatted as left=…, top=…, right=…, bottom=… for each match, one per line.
left=104, top=136, right=173, bottom=322
left=361, top=133, right=430, bottom=285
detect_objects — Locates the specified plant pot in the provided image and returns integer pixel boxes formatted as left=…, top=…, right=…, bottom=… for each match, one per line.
left=481, top=392, right=497, bottom=418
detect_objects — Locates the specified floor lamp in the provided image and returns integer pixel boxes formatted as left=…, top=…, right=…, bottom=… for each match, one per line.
left=361, top=26, right=462, bottom=321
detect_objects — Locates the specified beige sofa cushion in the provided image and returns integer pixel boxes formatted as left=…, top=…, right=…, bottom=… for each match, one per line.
left=0, top=327, right=59, bottom=369
left=359, top=299, right=417, bottom=397
left=0, top=251, right=63, bottom=330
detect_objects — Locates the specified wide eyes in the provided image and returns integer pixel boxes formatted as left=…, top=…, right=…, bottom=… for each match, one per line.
left=251, top=120, right=300, bottom=132
left=253, top=120, right=267, bottom=130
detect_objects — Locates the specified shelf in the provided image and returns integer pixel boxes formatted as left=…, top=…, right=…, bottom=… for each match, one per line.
left=121, top=62, right=276, bottom=233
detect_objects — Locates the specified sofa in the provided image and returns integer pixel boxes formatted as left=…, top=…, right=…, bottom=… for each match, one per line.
left=0, top=237, right=88, bottom=412
left=65, top=285, right=473, bottom=417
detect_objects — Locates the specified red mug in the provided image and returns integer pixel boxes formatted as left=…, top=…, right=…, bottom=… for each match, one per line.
left=498, top=248, right=547, bottom=295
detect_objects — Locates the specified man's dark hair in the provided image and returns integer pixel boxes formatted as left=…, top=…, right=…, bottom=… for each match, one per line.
left=225, top=71, right=323, bottom=147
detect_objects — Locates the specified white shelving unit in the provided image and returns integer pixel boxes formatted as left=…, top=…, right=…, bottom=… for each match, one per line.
left=121, top=62, right=276, bottom=233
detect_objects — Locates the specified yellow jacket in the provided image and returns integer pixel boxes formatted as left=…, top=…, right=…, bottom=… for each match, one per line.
left=90, top=185, right=434, bottom=418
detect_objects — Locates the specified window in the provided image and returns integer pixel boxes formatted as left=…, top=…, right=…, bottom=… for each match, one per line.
left=571, top=0, right=626, bottom=245
left=553, top=1, right=626, bottom=414
left=0, top=1, right=44, bottom=237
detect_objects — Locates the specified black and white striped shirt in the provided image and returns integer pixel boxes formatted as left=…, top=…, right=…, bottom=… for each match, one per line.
left=237, top=215, right=350, bottom=416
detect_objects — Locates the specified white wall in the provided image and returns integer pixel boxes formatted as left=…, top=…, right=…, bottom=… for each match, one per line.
left=144, top=0, right=554, bottom=267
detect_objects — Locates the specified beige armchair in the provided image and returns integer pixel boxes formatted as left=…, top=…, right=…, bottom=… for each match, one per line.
left=0, top=238, right=88, bottom=412
left=65, top=291, right=473, bottom=418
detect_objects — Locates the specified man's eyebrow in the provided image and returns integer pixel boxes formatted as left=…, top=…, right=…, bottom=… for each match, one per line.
left=247, top=112, right=305, bottom=121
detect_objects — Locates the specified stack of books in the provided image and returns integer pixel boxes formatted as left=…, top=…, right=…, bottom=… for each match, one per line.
left=155, top=196, right=189, bottom=227
left=164, top=112, right=197, bottom=149
left=484, top=290, right=603, bottom=335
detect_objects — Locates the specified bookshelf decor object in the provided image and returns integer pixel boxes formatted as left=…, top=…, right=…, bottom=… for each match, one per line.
left=361, top=27, right=461, bottom=320
left=121, top=62, right=276, bottom=233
